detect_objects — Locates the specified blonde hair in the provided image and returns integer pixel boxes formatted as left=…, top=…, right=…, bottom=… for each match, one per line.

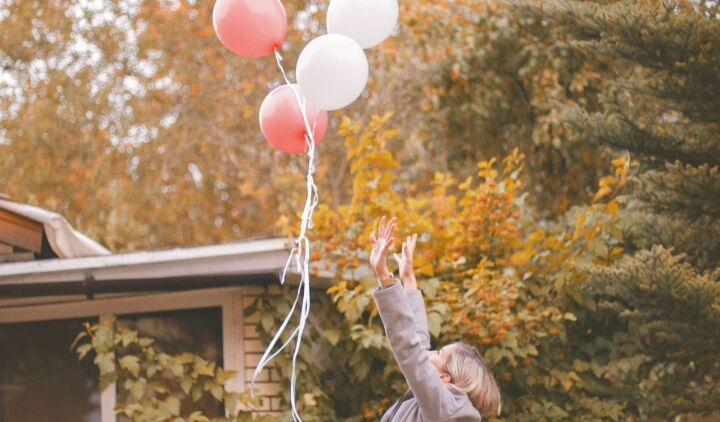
left=443, top=342, right=502, bottom=417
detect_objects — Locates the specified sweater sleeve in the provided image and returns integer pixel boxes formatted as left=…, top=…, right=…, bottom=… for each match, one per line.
left=405, top=288, right=431, bottom=351
left=373, top=282, right=464, bottom=420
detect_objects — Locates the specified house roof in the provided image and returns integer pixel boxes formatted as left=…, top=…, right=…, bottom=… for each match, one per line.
left=0, top=237, right=334, bottom=298
left=0, top=198, right=110, bottom=258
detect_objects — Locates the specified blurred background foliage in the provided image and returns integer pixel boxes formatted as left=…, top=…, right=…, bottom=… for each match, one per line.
left=0, top=0, right=614, bottom=250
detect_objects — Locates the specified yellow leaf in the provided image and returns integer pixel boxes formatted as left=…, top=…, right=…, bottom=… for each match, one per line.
left=593, top=186, right=612, bottom=202
left=573, top=213, right=586, bottom=241
left=303, top=393, right=318, bottom=407
left=338, top=117, right=352, bottom=137
left=563, top=312, right=577, bottom=321
left=528, top=229, right=545, bottom=243
left=606, top=199, right=619, bottom=216
left=418, top=262, right=435, bottom=276
left=458, top=176, right=473, bottom=190
left=560, top=371, right=580, bottom=391
left=598, top=176, right=615, bottom=188
left=382, top=129, right=400, bottom=140
left=478, top=168, right=498, bottom=179
left=510, top=249, right=533, bottom=266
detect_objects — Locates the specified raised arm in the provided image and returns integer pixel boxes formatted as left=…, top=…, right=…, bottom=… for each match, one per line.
left=405, top=287, right=431, bottom=351
left=369, top=218, right=472, bottom=420
left=373, top=282, right=467, bottom=420
left=370, top=219, right=430, bottom=350
left=392, top=232, right=430, bottom=350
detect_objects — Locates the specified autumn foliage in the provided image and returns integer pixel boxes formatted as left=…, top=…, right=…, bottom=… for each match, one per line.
left=269, top=113, right=630, bottom=420
left=3, top=0, right=719, bottom=419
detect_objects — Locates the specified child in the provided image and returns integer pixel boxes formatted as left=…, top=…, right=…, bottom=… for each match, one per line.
left=370, top=216, right=502, bottom=421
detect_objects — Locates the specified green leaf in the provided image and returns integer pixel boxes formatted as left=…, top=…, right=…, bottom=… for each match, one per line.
left=422, top=278, right=439, bottom=298
left=117, top=403, right=142, bottom=417
left=69, top=330, right=87, bottom=351
left=215, top=368, right=237, bottom=384
left=119, top=329, right=139, bottom=347
left=76, top=343, right=92, bottom=361
left=147, top=363, right=160, bottom=378
left=162, top=396, right=181, bottom=416
left=137, top=337, right=155, bottom=347
left=188, top=411, right=210, bottom=422
left=572, top=359, right=591, bottom=372
left=94, top=352, right=115, bottom=374
left=224, top=393, right=240, bottom=416
left=180, top=376, right=194, bottom=394
left=191, top=385, right=203, bottom=402
left=193, top=359, right=215, bottom=377
left=119, top=355, right=141, bottom=377
left=158, top=352, right=173, bottom=368
left=261, top=313, right=275, bottom=332
left=124, top=377, right=146, bottom=401
left=325, top=329, right=342, bottom=346
left=171, top=362, right=185, bottom=378
left=176, top=352, right=195, bottom=364
left=152, top=382, right=168, bottom=394
left=92, top=326, right=114, bottom=353
left=99, top=372, right=118, bottom=392
left=210, top=384, right=224, bottom=401
left=587, top=237, right=608, bottom=257
left=355, top=295, right=370, bottom=316
left=427, top=312, right=442, bottom=337
left=360, top=332, right=371, bottom=349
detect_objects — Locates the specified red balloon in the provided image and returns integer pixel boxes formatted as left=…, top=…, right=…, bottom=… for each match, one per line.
left=213, top=0, right=287, bottom=58
left=259, top=84, right=329, bottom=154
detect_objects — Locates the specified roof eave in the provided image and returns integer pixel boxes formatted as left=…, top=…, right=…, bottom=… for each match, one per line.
left=0, top=237, right=336, bottom=297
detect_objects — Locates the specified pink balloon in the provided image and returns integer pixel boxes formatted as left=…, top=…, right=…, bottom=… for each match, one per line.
left=259, top=85, right=329, bottom=154
left=213, top=0, right=287, bottom=58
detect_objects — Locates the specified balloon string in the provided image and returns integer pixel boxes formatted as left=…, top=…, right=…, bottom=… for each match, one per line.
left=249, top=48, right=320, bottom=422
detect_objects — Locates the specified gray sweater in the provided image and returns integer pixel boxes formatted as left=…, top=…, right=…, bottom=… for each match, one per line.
left=373, top=281, right=482, bottom=421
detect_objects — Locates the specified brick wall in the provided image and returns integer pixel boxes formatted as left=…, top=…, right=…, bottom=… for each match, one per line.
left=242, top=287, right=284, bottom=414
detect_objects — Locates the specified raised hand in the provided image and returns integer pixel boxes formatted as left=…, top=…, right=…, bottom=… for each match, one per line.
left=369, top=216, right=396, bottom=281
left=393, top=233, right=418, bottom=289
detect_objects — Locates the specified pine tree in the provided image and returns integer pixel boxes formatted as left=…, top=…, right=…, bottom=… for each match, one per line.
left=515, top=0, right=720, bottom=418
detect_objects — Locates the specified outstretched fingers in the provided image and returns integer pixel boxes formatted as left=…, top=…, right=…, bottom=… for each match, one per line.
left=387, top=217, right=396, bottom=235
left=371, top=216, right=397, bottom=258
left=381, top=235, right=394, bottom=255
left=386, top=221, right=396, bottom=241
left=380, top=217, right=396, bottom=240
left=374, top=217, right=383, bottom=244
left=403, top=241, right=413, bottom=265
left=377, top=216, right=388, bottom=239
left=392, top=252, right=401, bottom=266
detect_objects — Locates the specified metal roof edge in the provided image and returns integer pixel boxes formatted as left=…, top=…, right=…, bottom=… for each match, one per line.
left=0, top=237, right=294, bottom=282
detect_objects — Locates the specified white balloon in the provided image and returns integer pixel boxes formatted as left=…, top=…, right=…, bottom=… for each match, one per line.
left=327, top=0, right=398, bottom=49
left=296, top=34, right=369, bottom=111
